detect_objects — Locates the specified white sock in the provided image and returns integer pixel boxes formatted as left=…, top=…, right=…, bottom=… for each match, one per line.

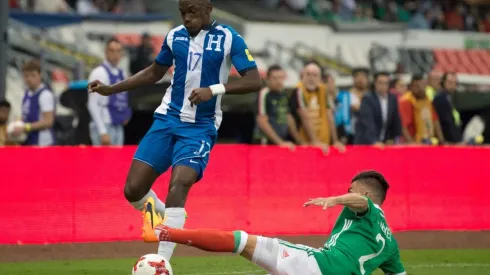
left=129, top=189, right=166, bottom=217
left=157, top=207, right=186, bottom=260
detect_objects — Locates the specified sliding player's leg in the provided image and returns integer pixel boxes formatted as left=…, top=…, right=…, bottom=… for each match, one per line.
left=149, top=225, right=321, bottom=274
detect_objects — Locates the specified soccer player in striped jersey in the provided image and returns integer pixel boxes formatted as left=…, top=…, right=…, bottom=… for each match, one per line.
left=88, top=0, right=261, bottom=261
left=142, top=170, right=406, bottom=275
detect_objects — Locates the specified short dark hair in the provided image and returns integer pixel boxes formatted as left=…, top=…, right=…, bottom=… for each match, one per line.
left=267, top=65, right=283, bottom=78
left=410, top=74, right=424, bottom=84
left=351, top=170, right=390, bottom=204
left=0, top=100, right=10, bottom=109
left=374, top=71, right=390, bottom=81
left=22, top=60, right=41, bottom=73
left=106, top=37, right=121, bottom=48
left=352, top=67, right=369, bottom=77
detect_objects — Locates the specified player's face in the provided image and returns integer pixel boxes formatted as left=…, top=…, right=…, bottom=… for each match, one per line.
left=23, top=70, right=42, bottom=91
left=374, top=75, right=389, bottom=95
left=302, top=67, right=321, bottom=91
left=444, top=74, right=457, bottom=93
left=179, top=0, right=212, bottom=36
left=0, top=106, right=10, bottom=124
left=354, top=72, right=368, bottom=90
left=395, top=79, right=407, bottom=94
left=105, top=41, right=123, bottom=66
left=267, top=70, right=286, bottom=91
left=411, top=80, right=425, bottom=98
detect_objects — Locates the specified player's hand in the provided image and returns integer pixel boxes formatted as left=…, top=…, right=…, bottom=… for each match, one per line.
left=188, top=87, right=213, bottom=105
left=100, top=134, right=111, bottom=145
left=373, top=142, right=384, bottom=149
left=279, top=141, right=296, bottom=150
left=333, top=141, right=346, bottom=153
left=12, top=125, right=25, bottom=136
left=304, top=197, right=337, bottom=210
left=88, top=80, right=114, bottom=96
left=313, top=142, right=329, bottom=154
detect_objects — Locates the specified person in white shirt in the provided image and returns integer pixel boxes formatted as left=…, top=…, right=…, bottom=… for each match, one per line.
left=87, top=38, right=132, bottom=146
left=11, top=60, right=56, bottom=146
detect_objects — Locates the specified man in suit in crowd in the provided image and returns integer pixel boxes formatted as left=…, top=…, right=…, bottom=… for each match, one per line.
left=354, top=72, right=402, bottom=145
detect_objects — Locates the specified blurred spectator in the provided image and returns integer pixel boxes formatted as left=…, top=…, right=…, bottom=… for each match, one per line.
left=390, top=77, right=407, bottom=99
left=77, top=0, right=101, bottom=14
left=77, top=0, right=119, bottom=14
left=479, top=12, right=490, bottom=32
left=445, top=3, right=465, bottom=30
left=14, top=60, right=56, bottom=146
left=338, top=0, right=356, bottom=20
left=88, top=38, right=132, bottom=146
left=130, top=33, right=155, bottom=76
left=290, top=62, right=343, bottom=151
left=330, top=74, right=356, bottom=144
left=262, top=0, right=308, bottom=13
left=399, top=75, right=445, bottom=145
left=431, top=12, right=449, bottom=30
left=426, top=71, right=441, bottom=101
left=0, top=100, right=12, bottom=146
left=254, top=65, right=301, bottom=148
left=34, top=0, right=71, bottom=13
left=408, top=8, right=431, bottom=29
left=432, top=72, right=464, bottom=144
left=9, top=0, right=21, bottom=8
left=349, top=67, right=370, bottom=142
left=354, top=72, right=402, bottom=145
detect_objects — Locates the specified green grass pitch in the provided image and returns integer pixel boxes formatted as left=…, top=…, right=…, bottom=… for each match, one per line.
left=0, top=249, right=489, bottom=275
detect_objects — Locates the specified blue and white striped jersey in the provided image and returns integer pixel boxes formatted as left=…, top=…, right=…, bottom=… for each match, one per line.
left=154, top=21, right=257, bottom=129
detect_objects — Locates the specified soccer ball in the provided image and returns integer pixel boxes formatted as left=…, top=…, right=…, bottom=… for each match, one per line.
left=7, top=121, right=27, bottom=144
left=132, top=254, right=173, bottom=275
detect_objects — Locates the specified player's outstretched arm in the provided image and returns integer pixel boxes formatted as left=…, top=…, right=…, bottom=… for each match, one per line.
left=304, top=193, right=368, bottom=213
left=88, top=63, right=169, bottom=96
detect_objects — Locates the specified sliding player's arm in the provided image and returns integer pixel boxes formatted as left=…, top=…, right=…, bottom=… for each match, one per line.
left=304, top=193, right=368, bottom=213
left=88, top=35, right=172, bottom=96
left=188, top=27, right=261, bottom=104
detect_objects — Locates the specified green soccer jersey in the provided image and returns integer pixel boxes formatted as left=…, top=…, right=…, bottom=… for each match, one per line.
left=312, top=198, right=406, bottom=275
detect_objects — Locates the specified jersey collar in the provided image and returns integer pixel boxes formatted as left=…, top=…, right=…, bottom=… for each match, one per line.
left=202, top=20, right=217, bottom=31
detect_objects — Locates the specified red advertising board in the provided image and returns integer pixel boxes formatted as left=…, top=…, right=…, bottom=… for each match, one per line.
left=0, top=145, right=489, bottom=244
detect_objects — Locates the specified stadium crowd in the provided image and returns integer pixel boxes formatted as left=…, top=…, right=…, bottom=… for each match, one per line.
left=0, top=53, right=481, bottom=147
left=8, top=0, right=490, bottom=32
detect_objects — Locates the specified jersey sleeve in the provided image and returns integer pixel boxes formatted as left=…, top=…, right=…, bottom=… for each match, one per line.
left=155, top=34, right=173, bottom=66
left=227, top=27, right=257, bottom=74
left=380, top=250, right=406, bottom=275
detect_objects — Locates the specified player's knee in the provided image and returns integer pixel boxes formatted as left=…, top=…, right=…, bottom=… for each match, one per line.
left=124, top=176, right=147, bottom=202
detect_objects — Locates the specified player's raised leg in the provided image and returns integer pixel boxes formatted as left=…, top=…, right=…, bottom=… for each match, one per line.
left=125, top=117, right=176, bottom=238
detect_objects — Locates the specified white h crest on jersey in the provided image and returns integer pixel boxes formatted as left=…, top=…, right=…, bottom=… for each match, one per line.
left=206, top=34, right=224, bottom=52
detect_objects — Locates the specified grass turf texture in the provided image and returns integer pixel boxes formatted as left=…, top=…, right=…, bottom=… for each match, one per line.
left=0, top=249, right=489, bottom=275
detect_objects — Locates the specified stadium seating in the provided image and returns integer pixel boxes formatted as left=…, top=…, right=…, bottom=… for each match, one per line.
left=433, top=49, right=490, bottom=75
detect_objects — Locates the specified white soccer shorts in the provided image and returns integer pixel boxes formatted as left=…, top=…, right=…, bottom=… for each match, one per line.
left=252, top=236, right=322, bottom=275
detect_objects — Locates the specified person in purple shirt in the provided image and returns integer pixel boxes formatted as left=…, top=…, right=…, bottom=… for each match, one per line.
left=11, top=60, right=55, bottom=146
